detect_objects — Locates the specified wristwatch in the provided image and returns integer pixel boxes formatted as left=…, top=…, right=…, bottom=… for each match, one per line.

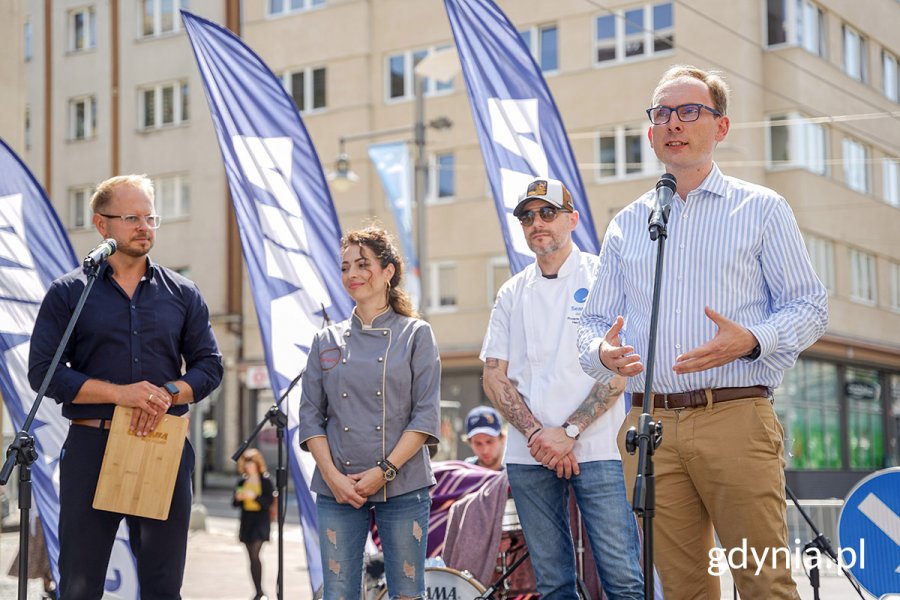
left=163, top=382, right=180, bottom=403
left=562, top=422, right=581, bottom=441
left=744, top=342, right=761, bottom=361
left=378, top=459, right=398, bottom=482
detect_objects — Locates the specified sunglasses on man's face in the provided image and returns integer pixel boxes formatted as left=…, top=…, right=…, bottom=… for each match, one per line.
left=517, top=206, right=570, bottom=227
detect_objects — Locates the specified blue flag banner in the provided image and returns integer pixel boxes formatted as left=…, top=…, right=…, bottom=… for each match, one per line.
left=367, top=141, right=421, bottom=308
left=182, top=11, right=353, bottom=592
left=0, top=138, right=140, bottom=598
left=443, top=0, right=600, bottom=274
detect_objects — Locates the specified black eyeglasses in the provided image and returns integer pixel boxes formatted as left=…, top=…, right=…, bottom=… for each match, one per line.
left=517, top=206, right=570, bottom=227
left=99, top=213, right=162, bottom=229
left=646, top=103, right=722, bottom=125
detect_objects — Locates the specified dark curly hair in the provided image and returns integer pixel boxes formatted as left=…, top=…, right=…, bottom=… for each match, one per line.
left=341, top=227, right=417, bottom=318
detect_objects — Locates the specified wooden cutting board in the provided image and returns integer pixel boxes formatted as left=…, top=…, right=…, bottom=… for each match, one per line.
left=93, top=406, right=188, bottom=520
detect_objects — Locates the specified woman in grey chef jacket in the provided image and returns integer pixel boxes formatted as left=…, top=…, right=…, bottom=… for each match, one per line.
left=298, top=227, right=441, bottom=600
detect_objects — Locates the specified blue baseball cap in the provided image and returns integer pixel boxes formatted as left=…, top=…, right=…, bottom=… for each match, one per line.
left=465, top=405, right=502, bottom=438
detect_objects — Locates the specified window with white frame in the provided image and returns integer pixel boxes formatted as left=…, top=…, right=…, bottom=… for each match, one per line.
left=283, top=67, right=326, bottom=113
left=843, top=24, right=867, bottom=82
left=387, top=46, right=454, bottom=101
left=426, top=153, right=455, bottom=203
left=519, top=24, right=559, bottom=72
left=69, top=96, right=97, bottom=141
left=883, top=158, right=899, bottom=207
left=767, top=114, right=826, bottom=174
left=154, top=174, right=190, bottom=218
left=70, top=186, right=95, bottom=229
left=890, top=262, right=900, bottom=311
left=268, top=0, right=325, bottom=17
left=141, top=0, right=188, bottom=38
left=597, top=124, right=658, bottom=179
left=849, top=249, right=877, bottom=304
left=595, top=3, right=673, bottom=65
left=842, top=137, right=869, bottom=193
left=69, top=6, right=96, bottom=52
left=139, top=81, right=189, bottom=130
left=803, top=234, right=835, bottom=293
left=766, top=0, right=826, bottom=57
left=24, top=19, right=32, bottom=60
left=883, top=51, right=899, bottom=102
left=430, top=262, right=458, bottom=311
left=487, top=257, right=510, bottom=305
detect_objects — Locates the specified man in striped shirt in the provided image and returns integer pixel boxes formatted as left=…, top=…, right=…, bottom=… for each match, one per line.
left=577, top=65, right=828, bottom=599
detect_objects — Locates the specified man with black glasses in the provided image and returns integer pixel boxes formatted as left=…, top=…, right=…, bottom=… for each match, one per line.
left=481, top=177, right=643, bottom=599
left=29, top=174, right=223, bottom=599
left=577, top=66, right=827, bottom=599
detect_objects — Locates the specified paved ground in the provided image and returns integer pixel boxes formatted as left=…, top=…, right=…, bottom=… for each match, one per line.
left=0, top=483, right=877, bottom=599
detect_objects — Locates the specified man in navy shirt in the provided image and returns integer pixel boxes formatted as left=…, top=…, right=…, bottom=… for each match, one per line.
left=29, top=174, right=223, bottom=599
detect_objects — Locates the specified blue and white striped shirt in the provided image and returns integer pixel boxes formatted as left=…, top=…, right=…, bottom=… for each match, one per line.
left=577, top=164, right=828, bottom=393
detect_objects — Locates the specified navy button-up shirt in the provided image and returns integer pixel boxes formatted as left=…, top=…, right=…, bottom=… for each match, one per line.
left=28, top=258, right=223, bottom=419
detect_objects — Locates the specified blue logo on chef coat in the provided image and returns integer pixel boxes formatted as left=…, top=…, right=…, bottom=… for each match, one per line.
left=574, top=288, right=589, bottom=303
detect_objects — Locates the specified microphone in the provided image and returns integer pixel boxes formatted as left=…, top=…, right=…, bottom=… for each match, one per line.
left=83, top=238, right=117, bottom=270
left=648, top=173, right=676, bottom=241
left=321, top=303, right=333, bottom=327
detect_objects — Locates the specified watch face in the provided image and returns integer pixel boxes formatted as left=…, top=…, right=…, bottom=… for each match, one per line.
left=164, top=382, right=179, bottom=397
left=384, top=467, right=397, bottom=481
left=565, top=424, right=580, bottom=439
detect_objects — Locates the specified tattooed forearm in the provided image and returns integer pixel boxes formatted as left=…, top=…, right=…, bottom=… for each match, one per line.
left=482, top=358, right=541, bottom=436
left=566, top=376, right=626, bottom=432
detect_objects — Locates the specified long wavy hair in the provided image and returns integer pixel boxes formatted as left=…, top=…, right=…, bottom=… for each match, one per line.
left=238, top=448, right=269, bottom=476
left=341, top=227, right=417, bottom=318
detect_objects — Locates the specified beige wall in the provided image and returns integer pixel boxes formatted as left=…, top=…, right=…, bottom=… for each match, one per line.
left=1, top=0, right=25, bottom=153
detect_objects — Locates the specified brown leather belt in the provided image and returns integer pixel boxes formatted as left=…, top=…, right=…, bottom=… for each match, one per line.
left=71, top=418, right=112, bottom=430
left=632, top=386, right=770, bottom=410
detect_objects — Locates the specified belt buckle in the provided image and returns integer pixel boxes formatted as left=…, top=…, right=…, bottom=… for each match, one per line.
left=663, top=395, right=670, bottom=410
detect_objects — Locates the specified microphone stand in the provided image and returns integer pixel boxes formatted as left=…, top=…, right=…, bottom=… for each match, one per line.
left=232, top=369, right=304, bottom=600
left=0, top=259, right=103, bottom=600
left=784, top=484, right=866, bottom=600
left=623, top=199, right=669, bottom=599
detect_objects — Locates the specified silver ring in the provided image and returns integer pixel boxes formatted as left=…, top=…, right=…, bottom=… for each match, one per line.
left=149, top=393, right=154, bottom=402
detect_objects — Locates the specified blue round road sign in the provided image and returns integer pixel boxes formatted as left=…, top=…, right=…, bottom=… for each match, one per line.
left=838, top=468, right=900, bottom=597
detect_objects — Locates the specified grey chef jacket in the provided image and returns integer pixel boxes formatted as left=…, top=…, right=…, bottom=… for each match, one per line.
left=298, top=307, right=441, bottom=502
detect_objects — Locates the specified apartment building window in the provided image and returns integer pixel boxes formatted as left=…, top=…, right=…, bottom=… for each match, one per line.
left=849, top=248, right=877, bottom=304
left=890, top=262, right=900, bottom=310
left=69, top=6, right=96, bottom=52
left=387, top=46, right=454, bottom=101
left=843, top=24, right=868, bottom=82
left=884, top=51, right=899, bottom=102
left=69, top=96, right=97, bottom=141
left=884, top=159, right=899, bottom=207
left=595, top=3, right=673, bottom=65
left=430, top=262, right=458, bottom=311
left=519, top=24, right=559, bottom=72
left=426, top=153, right=455, bottom=203
left=268, top=0, right=325, bottom=16
left=140, top=82, right=189, bottom=129
left=766, top=0, right=826, bottom=57
left=767, top=114, right=826, bottom=174
left=890, top=262, right=900, bottom=311
left=283, top=67, right=327, bottom=113
left=154, top=175, right=190, bottom=218
left=803, top=234, right=835, bottom=293
left=842, top=137, right=869, bottom=193
left=846, top=366, right=884, bottom=470
left=487, top=257, right=510, bottom=305
left=24, top=19, right=32, bottom=60
left=70, top=186, right=95, bottom=229
left=597, top=124, right=658, bottom=179
left=142, top=0, right=188, bottom=38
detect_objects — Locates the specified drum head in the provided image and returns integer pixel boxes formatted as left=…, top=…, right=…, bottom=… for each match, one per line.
left=374, top=566, right=485, bottom=600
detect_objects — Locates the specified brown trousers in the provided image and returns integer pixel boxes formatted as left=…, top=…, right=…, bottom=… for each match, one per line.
left=618, top=396, right=801, bottom=600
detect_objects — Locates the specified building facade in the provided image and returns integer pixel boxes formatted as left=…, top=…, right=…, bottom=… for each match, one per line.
left=6, top=0, right=900, bottom=498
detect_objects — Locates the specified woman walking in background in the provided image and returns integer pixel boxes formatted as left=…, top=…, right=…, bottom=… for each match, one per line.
left=234, top=449, right=275, bottom=600
left=299, top=227, right=441, bottom=600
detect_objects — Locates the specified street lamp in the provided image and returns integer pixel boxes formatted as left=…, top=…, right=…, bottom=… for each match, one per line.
left=327, top=49, right=459, bottom=320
